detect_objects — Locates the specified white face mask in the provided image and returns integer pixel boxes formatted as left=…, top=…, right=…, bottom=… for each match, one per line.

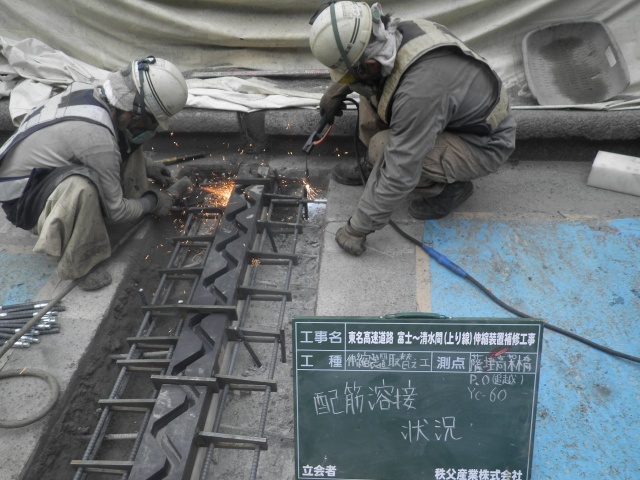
left=365, top=3, right=402, bottom=77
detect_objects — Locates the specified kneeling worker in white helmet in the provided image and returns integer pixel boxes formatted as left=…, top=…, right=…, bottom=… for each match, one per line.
left=309, top=2, right=516, bottom=256
left=0, top=56, right=193, bottom=290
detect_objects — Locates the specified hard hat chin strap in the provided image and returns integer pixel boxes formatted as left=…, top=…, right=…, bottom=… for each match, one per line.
left=329, top=2, right=362, bottom=82
left=135, top=56, right=158, bottom=130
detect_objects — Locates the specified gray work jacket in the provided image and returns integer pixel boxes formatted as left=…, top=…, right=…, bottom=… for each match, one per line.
left=350, top=20, right=516, bottom=233
left=0, top=82, right=145, bottom=223
left=0, top=83, right=115, bottom=202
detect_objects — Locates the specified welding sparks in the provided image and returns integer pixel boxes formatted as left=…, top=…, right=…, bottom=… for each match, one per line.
left=303, top=180, right=320, bottom=200
left=200, top=180, right=235, bottom=208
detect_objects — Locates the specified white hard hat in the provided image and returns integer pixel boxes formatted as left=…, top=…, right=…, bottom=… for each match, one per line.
left=131, top=56, right=188, bottom=130
left=309, top=2, right=373, bottom=82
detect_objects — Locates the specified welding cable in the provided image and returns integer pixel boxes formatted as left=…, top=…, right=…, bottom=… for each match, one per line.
left=0, top=369, right=60, bottom=428
left=388, top=220, right=640, bottom=364
left=344, top=99, right=640, bottom=363
left=344, top=98, right=369, bottom=186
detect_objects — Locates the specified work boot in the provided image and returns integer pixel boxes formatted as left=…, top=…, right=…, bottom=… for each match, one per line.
left=78, top=266, right=112, bottom=291
left=331, top=161, right=372, bottom=186
left=408, top=181, right=474, bottom=220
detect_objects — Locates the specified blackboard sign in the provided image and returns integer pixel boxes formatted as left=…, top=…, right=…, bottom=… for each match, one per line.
left=293, top=314, right=544, bottom=480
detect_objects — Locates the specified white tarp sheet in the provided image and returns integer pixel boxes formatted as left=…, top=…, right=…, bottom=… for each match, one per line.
left=0, top=36, right=326, bottom=124
left=1, top=0, right=639, bottom=122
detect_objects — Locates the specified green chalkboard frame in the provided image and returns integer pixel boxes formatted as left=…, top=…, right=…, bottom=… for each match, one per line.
left=293, top=314, right=544, bottom=480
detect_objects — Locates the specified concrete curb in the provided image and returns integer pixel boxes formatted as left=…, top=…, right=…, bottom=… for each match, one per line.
left=170, top=105, right=640, bottom=142
left=1, top=98, right=639, bottom=159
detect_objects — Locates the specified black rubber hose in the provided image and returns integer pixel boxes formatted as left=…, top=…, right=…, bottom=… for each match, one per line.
left=347, top=97, right=639, bottom=364
left=343, top=98, right=368, bottom=186
left=389, top=220, right=640, bottom=364
left=0, top=369, right=60, bottom=428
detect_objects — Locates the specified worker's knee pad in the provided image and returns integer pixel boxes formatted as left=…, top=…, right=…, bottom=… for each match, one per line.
left=367, top=129, right=390, bottom=166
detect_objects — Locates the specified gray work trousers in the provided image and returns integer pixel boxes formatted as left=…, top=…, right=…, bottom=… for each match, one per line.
left=32, top=176, right=111, bottom=280
left=359, top=97, right=512, bottom=197
left=31, top=149, right=148, bottom=280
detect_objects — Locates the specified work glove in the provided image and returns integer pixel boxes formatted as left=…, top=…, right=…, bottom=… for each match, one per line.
left=335, top=218, right=370, bottom=256
left=145, top=157, right=174, bottom=187
left=319, top=82, right=351, bottom=125
left=151, top=177, right=194, bottom=217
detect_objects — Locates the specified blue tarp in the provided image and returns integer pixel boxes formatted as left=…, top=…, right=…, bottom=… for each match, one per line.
left=0, top=252, right=56, bottom=306
left=425, top=217, right=639, bottom=479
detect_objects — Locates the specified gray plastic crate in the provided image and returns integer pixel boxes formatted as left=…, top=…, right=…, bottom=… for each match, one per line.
left=522, top=20, right=629, bottom=105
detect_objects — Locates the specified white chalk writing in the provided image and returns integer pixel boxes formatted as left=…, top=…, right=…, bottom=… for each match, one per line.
left=314, top=379, right=416, bottom=415
left=401, top=416, right=462, bottom=443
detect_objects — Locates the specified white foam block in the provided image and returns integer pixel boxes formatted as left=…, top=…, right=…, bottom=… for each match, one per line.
left=587, top=151, right=640, bottom=197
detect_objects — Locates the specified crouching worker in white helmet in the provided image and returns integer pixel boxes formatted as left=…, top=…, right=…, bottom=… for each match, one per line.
left=0, top=56, right=193, bottom=290
left=309, top=2, right=516, bottom=256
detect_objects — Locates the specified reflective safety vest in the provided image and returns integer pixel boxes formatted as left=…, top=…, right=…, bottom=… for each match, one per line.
left=0, top=82, right=115, bottom=202
left=377, top=20, right=509, bottom=132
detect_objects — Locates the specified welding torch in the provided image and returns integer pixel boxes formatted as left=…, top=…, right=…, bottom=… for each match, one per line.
left=302, top=117, right=331, bottom=155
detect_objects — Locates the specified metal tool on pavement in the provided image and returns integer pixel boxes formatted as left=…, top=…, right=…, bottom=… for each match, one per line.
left=0, top=216, right=152, bottom=431
left=0, top=302, right=61, bottom=348
left=0, top=216, right=150, bottom=360
left=0, top=300, right=65, bottom=313
left=153, top=151, right=206, bottom=165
